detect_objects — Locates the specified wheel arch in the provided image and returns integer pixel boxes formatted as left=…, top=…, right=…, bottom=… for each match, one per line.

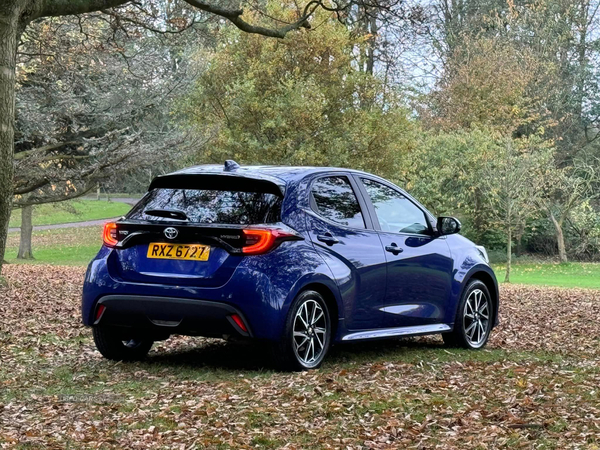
left=299, top=282, right=340, bottom=339
left=463, top=269, right=499, bottom=328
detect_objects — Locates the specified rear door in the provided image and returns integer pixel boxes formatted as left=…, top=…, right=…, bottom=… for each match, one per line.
left=306, top=174, right=387, bottom=330
left=356, top=176, right=453, bottom=327
left=107, top=180, right=284, bottom=287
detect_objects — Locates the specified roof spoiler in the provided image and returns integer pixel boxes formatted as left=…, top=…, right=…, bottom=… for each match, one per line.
left=148, top=173, right=284, bottom=196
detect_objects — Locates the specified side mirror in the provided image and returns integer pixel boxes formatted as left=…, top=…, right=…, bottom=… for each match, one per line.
left=437, top=216, right=461, bottom=236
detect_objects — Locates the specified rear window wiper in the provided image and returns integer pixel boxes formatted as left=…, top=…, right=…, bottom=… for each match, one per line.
left=144, top=209, right=188, bottom=221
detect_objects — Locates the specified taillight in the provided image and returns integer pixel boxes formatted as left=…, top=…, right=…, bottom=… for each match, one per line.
left=103, top=222, right=118, bottom=247
left=242, top=229, right=298, bottom=255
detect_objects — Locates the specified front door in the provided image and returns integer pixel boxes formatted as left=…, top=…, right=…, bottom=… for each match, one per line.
left=357, top=177, right=454, bottom=328
left=306, top=175, right=387, bottom=330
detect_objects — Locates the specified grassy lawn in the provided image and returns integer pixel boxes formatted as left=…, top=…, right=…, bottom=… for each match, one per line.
left=493, top=262, right=600, bottom=289
left=1, top=265, right=600, bottom=448
left=6, top=225, right=600, bottom=290
left=5, top=225, right=102, bottom=266
left=9, top=199, right=131, bottom=228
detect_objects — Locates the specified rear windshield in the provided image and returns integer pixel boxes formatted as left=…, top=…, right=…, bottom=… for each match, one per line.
left=128, top=188, right=282, bottom=225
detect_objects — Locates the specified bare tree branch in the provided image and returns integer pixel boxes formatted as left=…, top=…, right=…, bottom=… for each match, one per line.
left=36, top=0, right=131, bottom=20
left=183, top=0, right=317, bottom=38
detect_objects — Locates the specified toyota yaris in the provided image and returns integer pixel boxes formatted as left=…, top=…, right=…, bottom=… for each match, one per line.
left=82, top=161, right=498, bottom=370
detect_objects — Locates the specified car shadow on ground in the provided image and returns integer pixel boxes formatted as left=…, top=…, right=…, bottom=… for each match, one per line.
left=143, top=336, right=446, bottom=372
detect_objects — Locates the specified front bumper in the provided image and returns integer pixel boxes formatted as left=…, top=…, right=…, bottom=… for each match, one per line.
left=93, top=295, right=252, bottom=338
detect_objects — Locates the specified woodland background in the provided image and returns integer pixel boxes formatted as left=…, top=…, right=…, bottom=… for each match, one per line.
left=6, top=0, right=600, bottom=276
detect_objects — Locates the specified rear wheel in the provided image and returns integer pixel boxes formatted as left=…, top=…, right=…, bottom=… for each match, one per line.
left=93, top=327, right=154, bottom=361
left=443, top=280, right=493, bottom=349
left=275, top=290, right=332, bottom=371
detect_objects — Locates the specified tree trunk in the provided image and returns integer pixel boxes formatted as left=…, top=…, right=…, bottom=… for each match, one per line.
left=505, top=225, right=511, bottom=283
left=0, top=5, right=19, bottom=275
left=550, top=212, right=568, bottom=264
left=17, top=205, right=34, bottom=259
left=365, top=14, right=377, bottom=75
left=515, top=220, right=525, bottom=257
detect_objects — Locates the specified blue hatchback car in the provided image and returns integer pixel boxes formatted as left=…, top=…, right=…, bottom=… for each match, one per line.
left=82, top=161, right=498, bottom=370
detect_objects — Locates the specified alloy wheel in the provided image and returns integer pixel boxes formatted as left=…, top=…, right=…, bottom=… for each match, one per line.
left=293, top=299, right=327, bottom=366
left=463, top=288, right=491, bottom=348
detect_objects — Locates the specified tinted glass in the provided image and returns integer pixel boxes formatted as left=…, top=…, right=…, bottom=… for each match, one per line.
left=312, top=176, right=365, bottom=228
left=128, top=188, right=282, bottom=224
left=361, top=178, right=430, bottom=235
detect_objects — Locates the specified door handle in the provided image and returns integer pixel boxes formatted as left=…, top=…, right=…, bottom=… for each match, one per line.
left=385, top=243, right=404, bottom=255
left=317, top=232, right=339, bottom=246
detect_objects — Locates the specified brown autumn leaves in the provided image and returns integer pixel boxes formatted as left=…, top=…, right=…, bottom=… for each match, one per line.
left=1, top=265, right=600, bottom=449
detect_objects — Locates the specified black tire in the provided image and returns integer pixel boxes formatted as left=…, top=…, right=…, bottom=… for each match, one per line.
left=274, top=290, right=332, bottom=371
left=92, top=327, right=154, bottom=361
left=443, top=280, right=493, bottom=349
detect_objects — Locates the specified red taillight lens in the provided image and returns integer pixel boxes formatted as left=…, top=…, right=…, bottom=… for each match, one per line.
left=242, top=229, right=296, bottom=255
left=103, top=222, right=118, bottom=247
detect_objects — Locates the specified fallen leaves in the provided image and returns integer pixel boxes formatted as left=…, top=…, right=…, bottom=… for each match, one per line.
left=1, top=265, right=600, bottom=448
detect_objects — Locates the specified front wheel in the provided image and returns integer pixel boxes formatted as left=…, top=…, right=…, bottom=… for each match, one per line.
left=93, top=327, right=154, bottom=361
left=443, top=280, right=493, bottom=349
left=275, top=290, right=332, bottom=371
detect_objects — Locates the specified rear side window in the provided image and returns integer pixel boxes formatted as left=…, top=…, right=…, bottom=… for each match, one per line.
left=128, top=188, right=282, bottom=225
left=311, top=176, right=365, bottom=229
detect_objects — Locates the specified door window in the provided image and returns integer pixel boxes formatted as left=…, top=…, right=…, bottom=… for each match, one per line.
left=311, top=176, right=365, bottom=229
left=361, top=178, right=430, bottom=235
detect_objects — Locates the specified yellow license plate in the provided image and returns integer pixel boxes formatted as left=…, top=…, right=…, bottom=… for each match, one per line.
left=147, top=243, right=210, bottom=261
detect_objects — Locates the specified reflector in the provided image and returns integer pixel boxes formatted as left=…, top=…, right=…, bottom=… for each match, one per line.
left=230, top=314, right=248, bottom=332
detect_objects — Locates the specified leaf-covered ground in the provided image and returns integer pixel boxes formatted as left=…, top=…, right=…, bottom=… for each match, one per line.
left=1, top=265, right=600, bottom=449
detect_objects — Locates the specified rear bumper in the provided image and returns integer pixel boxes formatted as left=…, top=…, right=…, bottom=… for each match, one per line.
left=93, top=295, right=252, bottom=338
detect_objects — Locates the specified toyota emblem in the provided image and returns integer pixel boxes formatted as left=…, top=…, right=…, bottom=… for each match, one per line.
left=164, top=227, right=178, bottom=239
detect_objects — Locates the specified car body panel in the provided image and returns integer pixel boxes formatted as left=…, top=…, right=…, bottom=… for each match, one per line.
left=376, top=232, right=454, bottom=327
left=305, top=210, right=388, bottom=330
left=81, top=163, right=499, bottom=346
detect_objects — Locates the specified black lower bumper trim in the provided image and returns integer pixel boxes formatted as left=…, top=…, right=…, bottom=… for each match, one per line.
left=94, top=295, right=252, bottom=338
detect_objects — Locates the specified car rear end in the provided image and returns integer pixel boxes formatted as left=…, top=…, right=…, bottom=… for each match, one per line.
left=82, top=169, right=303, bottom=346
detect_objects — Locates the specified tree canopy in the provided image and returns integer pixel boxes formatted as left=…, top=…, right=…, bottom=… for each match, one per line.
left=180, top=5, right=415, bottom=178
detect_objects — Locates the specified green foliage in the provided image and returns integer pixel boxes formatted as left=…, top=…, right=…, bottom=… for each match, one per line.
left=404, top=128, right=554, bottom=250
left=180, top=4, right=415, bottom=179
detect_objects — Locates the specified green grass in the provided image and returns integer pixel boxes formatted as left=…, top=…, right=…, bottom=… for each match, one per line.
left=4, top=243, right=101, bottom=266
left=492, top=262, right=600, bottom=289
left=5, top=226, right=101, bottom=266
left=9, top=199, right=131, bottom=228
left=6, top=222, right=600, bottom=290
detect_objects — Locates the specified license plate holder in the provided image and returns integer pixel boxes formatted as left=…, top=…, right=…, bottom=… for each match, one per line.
left=147, top=243, right=210, bottom=261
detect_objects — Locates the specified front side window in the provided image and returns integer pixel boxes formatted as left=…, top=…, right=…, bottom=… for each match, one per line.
left=128, top=188, right=282, bottom=225
left=311, top=176, right=365, bottom=229
left=361, top=178, right=430, bottom=235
